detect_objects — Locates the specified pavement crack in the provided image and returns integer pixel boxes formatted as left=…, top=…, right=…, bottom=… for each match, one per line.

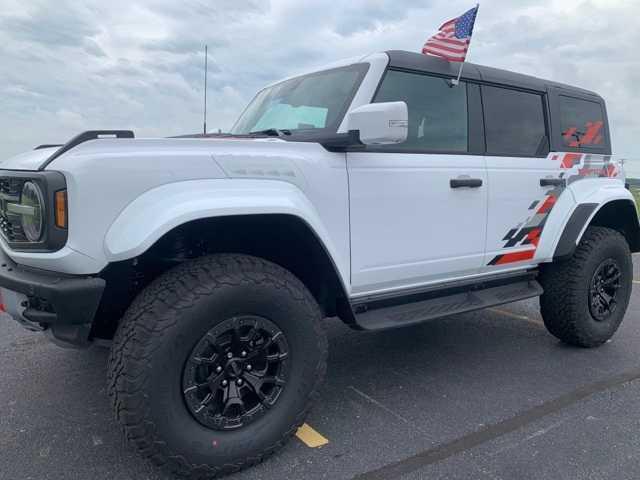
left=348, top=386, right=411, bottom=425
left=353, top=366, right=640, bottom=480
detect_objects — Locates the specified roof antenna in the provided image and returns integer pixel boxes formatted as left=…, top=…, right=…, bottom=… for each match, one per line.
left=203, top=45, right=208, bottom=136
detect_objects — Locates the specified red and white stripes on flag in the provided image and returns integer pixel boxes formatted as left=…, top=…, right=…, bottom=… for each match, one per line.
left=422, top=20, right=469, bottom=62
left=422, top=6, right=478, bottom=62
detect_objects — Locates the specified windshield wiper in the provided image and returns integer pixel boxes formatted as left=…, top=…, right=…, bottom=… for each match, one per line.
left=248, top=128, right=292, bottom=137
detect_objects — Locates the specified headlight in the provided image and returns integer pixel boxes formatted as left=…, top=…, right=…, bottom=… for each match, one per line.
left=20, top=181, right=45, bottom=242
left=0, top=172, right=67, bottom=251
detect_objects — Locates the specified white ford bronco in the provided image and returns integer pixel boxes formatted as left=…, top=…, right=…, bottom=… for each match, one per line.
left=1, top=50, right=638, bottom=477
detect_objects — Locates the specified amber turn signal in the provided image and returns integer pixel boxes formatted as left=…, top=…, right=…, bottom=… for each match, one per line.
left=55, top=190, right=67, bottom=229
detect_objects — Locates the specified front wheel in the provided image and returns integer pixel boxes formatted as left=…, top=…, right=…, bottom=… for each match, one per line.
left=107, top=254, right=327, bottom=478
left=539, top=226, right=633, bottom=348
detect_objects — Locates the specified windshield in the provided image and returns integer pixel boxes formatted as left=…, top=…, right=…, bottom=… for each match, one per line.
left=231, top=64, right=368, bottom=135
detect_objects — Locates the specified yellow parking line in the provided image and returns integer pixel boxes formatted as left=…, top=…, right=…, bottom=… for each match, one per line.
left=296, top=423, right=329, bottom=448
left=633, top=280, right=640, bottom=285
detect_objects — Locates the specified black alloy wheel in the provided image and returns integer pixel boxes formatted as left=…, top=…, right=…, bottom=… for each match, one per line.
left=182, top=316, right=290, bottom=430
left=589, top=258, right=622, bottom=321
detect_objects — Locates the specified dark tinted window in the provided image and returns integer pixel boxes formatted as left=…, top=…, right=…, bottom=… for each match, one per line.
left=374, top=70, right=468, bottom=152
left=483, top=86, right=548, bottom=157
left=559, top=95, right=607, bottom=149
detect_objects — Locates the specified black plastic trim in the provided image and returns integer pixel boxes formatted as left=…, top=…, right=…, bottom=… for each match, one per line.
left=450, top=178, right=483, bottom=189
left=34, top=144, right=63, bottom=150
left=352, top=270, right=537, bottom=312
left=352, top=275, right=542, bottom=331
left=540, top=178, right=566, bottom=187
left=553, top=203, right=598, bottom=260
left=46, top=323, right=93, bottom=348
left=0, top=249, right=105, bottom=326
left=315, top=130, right=364, bottom=152
left=39, top=130, right=135, bottom=171
left=386, top=50, right=599, bottom=98
left=467, top=83, right=485, bottom=155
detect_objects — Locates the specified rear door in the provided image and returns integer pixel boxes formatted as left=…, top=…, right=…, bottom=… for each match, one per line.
left=347, top=69, right=488, bottom=295
left=482, top=85, right=557, bottom=269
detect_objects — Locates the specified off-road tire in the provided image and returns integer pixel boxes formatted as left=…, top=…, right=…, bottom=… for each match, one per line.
left=107, top=254, right=327, bottom=478
left=539, top=226, right=632, bottom=348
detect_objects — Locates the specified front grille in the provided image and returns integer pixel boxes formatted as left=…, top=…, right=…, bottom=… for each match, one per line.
left=0, top=177, right=28, bottom=242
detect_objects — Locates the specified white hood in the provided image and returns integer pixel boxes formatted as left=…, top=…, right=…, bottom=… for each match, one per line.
left=0, top=147, right=58, bottom=171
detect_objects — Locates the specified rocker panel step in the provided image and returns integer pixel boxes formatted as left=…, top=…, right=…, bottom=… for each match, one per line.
left=353, top=279, right=543, bottom=331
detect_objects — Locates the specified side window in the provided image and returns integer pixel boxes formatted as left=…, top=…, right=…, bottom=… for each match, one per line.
left=373, top=70, right=468, bottom=152
left=559, top=95, right=607, bottom=150
left=482, top=86, right=548, bottom=157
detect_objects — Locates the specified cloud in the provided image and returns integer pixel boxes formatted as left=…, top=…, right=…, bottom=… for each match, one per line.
left=0, top=0, right=638, bottom=159
left=0, top=1, right=99, bottom=47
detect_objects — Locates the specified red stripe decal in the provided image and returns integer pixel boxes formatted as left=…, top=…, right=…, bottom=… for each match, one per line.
left=536, top=195, right=557, bottom=214
left=580, top=121, right=603, bottom=145
left=561, top=153, right=582, bottom=169
left=526, top=228, right=542, bottom=247
left=495, top=249, right=536, bottom=265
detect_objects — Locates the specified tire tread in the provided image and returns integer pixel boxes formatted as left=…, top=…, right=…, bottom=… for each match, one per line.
left=539, top=226, right=631, bottom=348
left=107, top=254, right=327, bottom=479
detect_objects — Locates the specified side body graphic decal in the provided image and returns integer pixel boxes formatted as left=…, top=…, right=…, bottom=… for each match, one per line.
left=488, top=152, right=621, bottom=266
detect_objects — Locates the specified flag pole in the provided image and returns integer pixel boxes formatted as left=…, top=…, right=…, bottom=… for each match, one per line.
left=450, top=60, right=465, bottom=87
left=450, top=3, right=479, bottom=87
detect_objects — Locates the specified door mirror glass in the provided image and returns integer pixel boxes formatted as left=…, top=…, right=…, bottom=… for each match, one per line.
left=345, top=102, right=408, bottom=145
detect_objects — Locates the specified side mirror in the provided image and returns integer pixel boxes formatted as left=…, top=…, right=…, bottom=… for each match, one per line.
left=345, top=101, right=408, bottom=145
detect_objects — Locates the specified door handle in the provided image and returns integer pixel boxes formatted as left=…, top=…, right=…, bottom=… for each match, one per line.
left=540, top=178, right=566, bottom=187
left=450, top=178, right=483, bottom=189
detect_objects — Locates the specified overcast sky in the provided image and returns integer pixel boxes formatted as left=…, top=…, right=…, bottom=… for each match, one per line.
left=1, top=0, right=638, bottom=160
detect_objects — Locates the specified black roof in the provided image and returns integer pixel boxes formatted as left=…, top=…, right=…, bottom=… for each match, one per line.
left=385, top=50, right=601, bottom=100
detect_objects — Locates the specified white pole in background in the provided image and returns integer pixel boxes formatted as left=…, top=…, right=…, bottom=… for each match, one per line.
left=203, top=45, right=208, bottom=136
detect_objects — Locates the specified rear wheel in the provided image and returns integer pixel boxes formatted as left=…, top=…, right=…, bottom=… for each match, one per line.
left=107, top=254, right=327, bottom=478
left=539, top=226, right=632, bottom=347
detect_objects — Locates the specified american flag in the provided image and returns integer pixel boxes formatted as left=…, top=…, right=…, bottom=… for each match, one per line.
left=422, top=6, right=478, bottom=62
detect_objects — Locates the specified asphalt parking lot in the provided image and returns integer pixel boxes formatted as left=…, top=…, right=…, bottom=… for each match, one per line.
left=4, top=258, right=640, bottom=480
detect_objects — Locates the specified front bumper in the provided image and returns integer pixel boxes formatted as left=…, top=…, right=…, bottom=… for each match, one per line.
left=0, top=248, right=105, bottom=337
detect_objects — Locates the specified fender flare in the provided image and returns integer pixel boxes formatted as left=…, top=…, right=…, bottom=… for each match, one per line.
left=552, top=203, right=599, bottom=260
left=552, top=196, right=640, bottom=260
left=103, top=178, right=350, bottom=289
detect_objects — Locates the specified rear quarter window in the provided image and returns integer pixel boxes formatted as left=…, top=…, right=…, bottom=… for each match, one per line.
left=559, top=95, right=608, bottom=150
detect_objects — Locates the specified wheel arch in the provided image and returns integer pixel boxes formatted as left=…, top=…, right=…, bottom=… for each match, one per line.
left=93, top=213, right=356, bottom=341
left=553, top=198, right=640, bottom=260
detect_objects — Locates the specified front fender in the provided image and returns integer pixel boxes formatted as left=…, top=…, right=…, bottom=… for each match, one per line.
left=103, top=178, right=349, bottom=287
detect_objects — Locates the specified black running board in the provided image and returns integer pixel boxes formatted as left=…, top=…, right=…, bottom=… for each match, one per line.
left=352, top=278, right=543, bottom=331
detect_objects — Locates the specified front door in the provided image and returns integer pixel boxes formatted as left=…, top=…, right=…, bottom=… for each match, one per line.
left=348, top=69, right=487, bottom=296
